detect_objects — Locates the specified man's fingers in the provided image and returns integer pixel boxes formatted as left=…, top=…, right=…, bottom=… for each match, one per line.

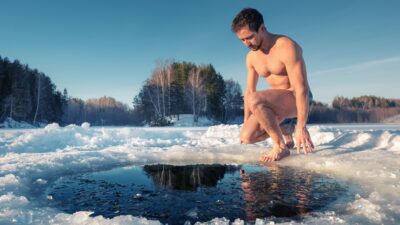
left=295, top=129, right=314, bottom=155
left=308, top=141, right=314, bottom=152
left=297, top=138, right=302, bottom=154
left=296, top=140, right=314, bottom=154
left=306, top=142, right=312, bottom=153
left=306, top=136, right=314, bottom=152
left=309, top=138, right=315, bottom=150
left=304, top=140, right=309, bottom=153
left=302, top=138, right=307, bottom=154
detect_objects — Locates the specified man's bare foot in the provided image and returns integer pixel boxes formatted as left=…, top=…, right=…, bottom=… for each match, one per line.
left=281, top=124, right=295, bottom=149
left=260, top=145, right=290, bottom=162
left=283, top=134, right=295, bottom=149
left=286, top=141, right=295, bottom=149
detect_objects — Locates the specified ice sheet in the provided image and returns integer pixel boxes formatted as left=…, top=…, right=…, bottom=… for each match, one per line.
left=0, top=123, right=399, bottom=224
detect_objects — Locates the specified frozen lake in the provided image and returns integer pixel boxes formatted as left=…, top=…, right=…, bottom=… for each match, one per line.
left=0, top=123, right=399, bottom=224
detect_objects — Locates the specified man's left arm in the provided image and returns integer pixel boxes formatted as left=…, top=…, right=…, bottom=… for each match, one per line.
left=281, top=39, right=314, bottom=154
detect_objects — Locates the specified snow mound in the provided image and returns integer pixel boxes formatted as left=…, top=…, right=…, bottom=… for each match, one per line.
left=81, top=122, right=91, bottom=129
left=0, top=174, right=20, bottom=188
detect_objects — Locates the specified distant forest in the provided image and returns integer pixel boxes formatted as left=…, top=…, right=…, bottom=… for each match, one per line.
left=0, top=55, right=399, bottom=126
left=309, top=96, right=400, bottom=123
left=132, top=60, right=243, bottom=125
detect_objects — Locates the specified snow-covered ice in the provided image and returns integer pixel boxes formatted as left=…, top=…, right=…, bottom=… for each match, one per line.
left=0, top=123, right=400, bottom=224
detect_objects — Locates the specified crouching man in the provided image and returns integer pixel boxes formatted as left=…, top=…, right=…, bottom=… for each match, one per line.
left=231, top=8, right=314, bottom=162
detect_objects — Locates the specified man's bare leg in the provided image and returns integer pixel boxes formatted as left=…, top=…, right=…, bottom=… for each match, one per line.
left=252, top=105, right=290, bottom=162
left=247, top=89, right=297, bottom=162
left=241, top=114, right=294, bottom=146
left=240, top=114, right=269, bottom=144
left=281, top=123, right=295, bottom=149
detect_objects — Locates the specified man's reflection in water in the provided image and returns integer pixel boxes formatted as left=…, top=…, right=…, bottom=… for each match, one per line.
left=143, top=164, right=232, bottom=190
left=240, top=164, right=313, bottom=220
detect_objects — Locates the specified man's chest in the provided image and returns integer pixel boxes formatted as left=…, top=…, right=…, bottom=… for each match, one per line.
left=251, top=53, right=287, bottom=77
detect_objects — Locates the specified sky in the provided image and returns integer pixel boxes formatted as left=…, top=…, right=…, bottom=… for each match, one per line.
left=1, top=0, right=399, bottom=106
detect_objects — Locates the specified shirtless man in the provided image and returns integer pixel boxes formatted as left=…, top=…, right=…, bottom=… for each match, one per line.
left=231, top=8, right=314, bottom=162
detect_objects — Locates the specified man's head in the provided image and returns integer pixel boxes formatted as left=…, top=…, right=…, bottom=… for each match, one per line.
left=231, top=8, right=266, bottom=51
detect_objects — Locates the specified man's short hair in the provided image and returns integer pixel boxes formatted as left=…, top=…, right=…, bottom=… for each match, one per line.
left=231, top=8, right=264, bottom=33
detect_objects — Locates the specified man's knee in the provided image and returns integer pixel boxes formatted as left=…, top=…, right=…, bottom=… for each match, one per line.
left=240, top=130, right=255, bottom=144
left=240, top=129, right=268, bottom=144
left=240, top=131, right=251, bottom=144
left=248, top=92, right=270, bottom=112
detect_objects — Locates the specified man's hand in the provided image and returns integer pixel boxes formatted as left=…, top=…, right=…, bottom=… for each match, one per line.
left=295, top=126, right=314, bottom=154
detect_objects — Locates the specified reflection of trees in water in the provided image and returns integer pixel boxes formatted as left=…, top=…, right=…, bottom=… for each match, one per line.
left=143, top=164, right=240, bottom=190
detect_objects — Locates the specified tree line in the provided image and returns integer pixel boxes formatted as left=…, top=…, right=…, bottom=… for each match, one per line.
left=0, top=56, right=243, bottom=126
left=0, top=56, right=140, bottom=126
left=309, top=96, right=400, bottom=123
left=0, top=56, right=65, bottom=124
left=62, top=96, right=139, bottom=126
left=132, top=60, right=243, bottom=125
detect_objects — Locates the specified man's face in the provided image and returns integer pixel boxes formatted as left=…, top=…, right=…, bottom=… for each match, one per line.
left=236, top=25, right=263, bottom=51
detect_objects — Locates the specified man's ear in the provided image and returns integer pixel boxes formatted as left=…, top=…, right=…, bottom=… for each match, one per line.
left=259, top=24, right=266, bottom=32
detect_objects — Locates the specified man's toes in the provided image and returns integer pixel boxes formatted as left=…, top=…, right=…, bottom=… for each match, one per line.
left=260, top=155, right=267, bottom=162
left=262, top=154, right=272, bottom=162
left=268, top=154, right=275, bottom=162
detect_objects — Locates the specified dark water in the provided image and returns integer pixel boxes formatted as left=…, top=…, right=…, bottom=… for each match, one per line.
left=48, top=164, right=353, bottom=224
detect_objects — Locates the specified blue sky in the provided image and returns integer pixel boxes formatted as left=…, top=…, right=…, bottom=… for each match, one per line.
left=1, top=0, right=399, bottom=106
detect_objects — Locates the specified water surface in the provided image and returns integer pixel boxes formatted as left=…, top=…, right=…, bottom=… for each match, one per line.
left=48, top=164, right=355, bottom=224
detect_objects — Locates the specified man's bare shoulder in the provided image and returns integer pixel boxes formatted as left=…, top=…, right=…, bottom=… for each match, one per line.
left=274, top=35, right=302, bottom=54
left=246, top=51, right=256, bottom=68
left=274, top=35, right=303, bottom=61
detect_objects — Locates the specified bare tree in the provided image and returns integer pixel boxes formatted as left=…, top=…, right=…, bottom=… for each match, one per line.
left=223, top=79, right=243, bottom=122
left=165, top=61, right=173, bottom=118
left=3, top=95, right=15, bottom=119
left=186, top=66, right=206, bottom=122
left=157, top=62, right=166, bottom=118
left=145, top=83, right=162, bottom=118
left=33, top=73, right=41, bottom=124
left=149, top=59, right=175, bottom=119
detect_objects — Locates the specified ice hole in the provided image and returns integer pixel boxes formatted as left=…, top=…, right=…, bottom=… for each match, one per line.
left=47, top=164, right=356, bottom=224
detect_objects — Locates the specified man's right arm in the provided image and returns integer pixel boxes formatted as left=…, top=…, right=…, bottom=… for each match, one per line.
left=244, top=55, right=258, bottom=122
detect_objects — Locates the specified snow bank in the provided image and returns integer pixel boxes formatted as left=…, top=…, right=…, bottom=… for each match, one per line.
left=50, top=211, right=161, bottom=225
left=0, top=123, right=400, bottom=224
left=170, top=114, right=215, bottom=127
left=382, top=114, right=400, bottom=124
left=0, top=118, right=36, bottom=129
